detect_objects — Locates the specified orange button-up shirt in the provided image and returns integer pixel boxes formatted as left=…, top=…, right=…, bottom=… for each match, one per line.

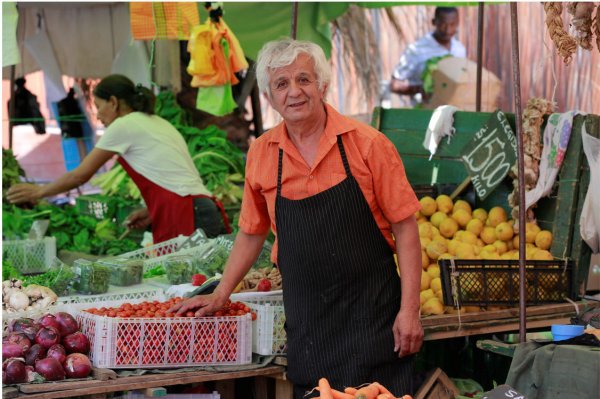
left=239, top=103, right=421, bottom=262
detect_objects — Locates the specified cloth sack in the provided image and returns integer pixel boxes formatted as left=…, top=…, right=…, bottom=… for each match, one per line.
left=423, top=105, right=459, bottom=160
left=580, top=124, right=600, bottom=253
left=525, top=111, right=585, bottom=212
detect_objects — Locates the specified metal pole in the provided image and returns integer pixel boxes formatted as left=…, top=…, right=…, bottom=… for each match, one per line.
left=291, top=2, right=299, bottom=39
left=510, top=3, right=527, bottom=343
left=8, top=65, right=16, bottom=149
left=476, top=3, right=484, bottom=112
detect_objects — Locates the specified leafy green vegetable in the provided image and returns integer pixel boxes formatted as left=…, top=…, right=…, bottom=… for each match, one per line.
left=2, top=260, right=21, bottom=281
left=2, top=148, right=26, bottom=202
left=22, top=263, right=76, bottom=296
left=143, top=265, right=166, bottom=278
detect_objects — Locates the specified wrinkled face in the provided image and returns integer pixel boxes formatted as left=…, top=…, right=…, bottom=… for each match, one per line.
left=94, top=96, right=118, bottom=127
left=267, top=53, right=327, bottom=124
left=433, top=11, right=459, bottom=45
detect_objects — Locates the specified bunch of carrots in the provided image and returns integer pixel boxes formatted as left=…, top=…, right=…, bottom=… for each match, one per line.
left=312, top=378, right=413, bottom=399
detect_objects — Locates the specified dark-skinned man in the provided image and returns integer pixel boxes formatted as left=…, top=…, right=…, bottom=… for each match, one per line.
left=390, top=7, right=466, bottom=106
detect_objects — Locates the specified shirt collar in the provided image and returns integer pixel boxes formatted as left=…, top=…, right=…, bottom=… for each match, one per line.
left=267, top=103, right=355, bottom=146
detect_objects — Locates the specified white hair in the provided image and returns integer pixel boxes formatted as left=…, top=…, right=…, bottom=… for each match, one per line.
left=255, top=38, right=331, bottom=99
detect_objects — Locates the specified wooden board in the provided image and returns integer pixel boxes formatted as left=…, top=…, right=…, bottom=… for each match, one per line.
left=16, top=366, right=285, bottom=398
left=415, top=368, right=459, bottom=399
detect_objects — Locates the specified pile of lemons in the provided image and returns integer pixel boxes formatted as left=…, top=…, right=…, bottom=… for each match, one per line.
left=416, top=194, right=554, bottom=316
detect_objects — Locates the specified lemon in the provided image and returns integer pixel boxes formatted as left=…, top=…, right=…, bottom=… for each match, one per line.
left=420, top=289, right=435, bottom=305
left=493, top=240, right=508, bottom=255
left=421, top=272, right=432, bottom=291
left=421, top=250, right=429, bottom=269
left=430, top=277, right=442, bottom=293
left=438, top=253, right=454, bottom=260
left=453, top=199, right=472, bottom=214
left=480, top=226, right=497, bottom=245
left=447, top=239, right=460, bottom=255
left=426, top=240, right=447, bottom=260
left=436, top=194, right=454, bottom=214
left=473, top=208, right=488, bottom=223
left=462, top=231, right=478, bottom=246
left=535, top=230, right=553, bottom=250
left=439, top=218, right=459, bottom=238
left=487, top=206, right=507, bottom=227
left=533, top=249, right=553, bottom=260
left=418, top=223, right=433, bottom=239
left=420, top=236, right=432, bottom=250
left=455, top=242, right=475, bottom=259
left=466, top=218, right=484, bottom=237
left=495, top=221, right=514, bottom=241
left=427, top=264, right=441, bottom=279
left=452, top=209, right=472, bottom=228
left=430, top=211, right=448, bottom=228
left=419, top=196, right=437, bottom=217
left=422, top=297, right=444, bottom=315
left=525, top=222, right=541, bottom=243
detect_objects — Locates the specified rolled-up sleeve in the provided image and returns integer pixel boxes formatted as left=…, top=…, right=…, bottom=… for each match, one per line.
left=367, top=134, right=421, bottom=224
left=238, top=144, right=271, bottom=235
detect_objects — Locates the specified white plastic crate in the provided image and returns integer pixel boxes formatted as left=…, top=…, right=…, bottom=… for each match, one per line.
left=75, top=300, right=252, bottom=369
left=57, top=284, right=166, bottom=304
left=232, top=292, right=286, bottom=356
left=126, top=392, right=220, bottom=399
left=2, top=237, right=56, bottom=274
left=119, top=236, right=188, bottom=272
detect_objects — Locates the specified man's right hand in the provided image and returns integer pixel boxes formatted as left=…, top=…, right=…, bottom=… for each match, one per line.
left=126, top=208, right=152, bottom=230
left=168, top=291, right=229, bottom=317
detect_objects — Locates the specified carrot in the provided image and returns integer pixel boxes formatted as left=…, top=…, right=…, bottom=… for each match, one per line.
left=318, top=378, right=334, bottom=399
left=331, top=389, right=354, bottom=399
left=354, top=383, right=380, bottom=399
left=376, top=394, right=393, bottom=399
left=374, top=382, right=395, bottom=396
left=345, top=387, right=358, bottom=395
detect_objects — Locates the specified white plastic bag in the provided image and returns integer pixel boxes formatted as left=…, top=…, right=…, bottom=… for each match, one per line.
left=580, top=124, right=600, bottom=254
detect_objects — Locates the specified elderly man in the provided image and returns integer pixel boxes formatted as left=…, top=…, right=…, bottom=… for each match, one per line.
left=390, top=7, right=466, bottom=105
left=171, top=38, right=423, bottom=398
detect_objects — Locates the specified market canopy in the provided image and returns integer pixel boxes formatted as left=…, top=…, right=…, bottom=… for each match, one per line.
left=4, top=1, right=477, bottom=78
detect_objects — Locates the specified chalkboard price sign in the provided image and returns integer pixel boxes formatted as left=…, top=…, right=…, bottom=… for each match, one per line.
left=461, top=110, right=517, bottom=200
left=481, top=384, right=527, bottom=399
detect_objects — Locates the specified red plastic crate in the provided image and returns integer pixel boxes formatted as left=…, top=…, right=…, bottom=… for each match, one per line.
left=75, top=304, right=252, bottom=369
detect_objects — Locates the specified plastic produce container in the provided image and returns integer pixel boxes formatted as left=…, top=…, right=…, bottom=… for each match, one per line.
left=100, top=259, right=144, bottom=286
left=74, top=260, right=111, bottom=295
left=165, top=255, right=195, bottom=285
left=551, top=324, right=584, bottom=341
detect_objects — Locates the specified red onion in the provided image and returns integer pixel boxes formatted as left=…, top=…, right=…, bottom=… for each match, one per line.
left=22, top=324, right=42, bottom=341
left=63, top=353, right=92, bottom=379
left=2, top=343, right=25, bottom=360
left=37, top=314, right=61, bottom=332
left=46, top=344, right=66, bottom=364
left=25, top=344, right=46, bottom=366
left=2, top=358, right=27, bottom=384
left=35, top=326, right=61, bottom=349
left=62, top=332, right=90, bottom=354
left=54, top=312, right=79, bottom=337
left=3, top=332, right=31, bottom=356
left=8, top=318, right=34, bottom=334
left=34, top=357, right=65, bottom=381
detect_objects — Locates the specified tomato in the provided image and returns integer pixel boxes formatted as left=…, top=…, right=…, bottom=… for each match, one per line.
left=185, top=311, right=195, bottom=317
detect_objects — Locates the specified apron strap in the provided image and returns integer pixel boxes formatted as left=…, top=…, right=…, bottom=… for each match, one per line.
left=277, top=148, right=284, bottom=197
left=336, top=135, right=352, bottom=177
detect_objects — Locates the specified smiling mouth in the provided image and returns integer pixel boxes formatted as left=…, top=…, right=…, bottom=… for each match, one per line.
left=288, top=101, right=307, bottom=108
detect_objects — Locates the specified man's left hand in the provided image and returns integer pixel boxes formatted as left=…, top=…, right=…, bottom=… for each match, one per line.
left=393, top=308, right=423, bottom=357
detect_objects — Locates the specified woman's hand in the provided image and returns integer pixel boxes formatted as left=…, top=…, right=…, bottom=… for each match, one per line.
left=7, top=183, right=43, bottom=205
left=168, top=291, right=229, bottom=317
left=125, top=208, right=152, bottom=230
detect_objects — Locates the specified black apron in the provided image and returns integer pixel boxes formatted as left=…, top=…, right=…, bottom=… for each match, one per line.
left=275, top=135, right=414, bottom=398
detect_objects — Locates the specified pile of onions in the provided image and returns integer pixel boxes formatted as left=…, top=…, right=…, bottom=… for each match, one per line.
left=2, top=312, right=93, bottom=384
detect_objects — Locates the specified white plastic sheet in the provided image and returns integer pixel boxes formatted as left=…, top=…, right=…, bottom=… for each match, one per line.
left=580, top=124, right=600, bottom=254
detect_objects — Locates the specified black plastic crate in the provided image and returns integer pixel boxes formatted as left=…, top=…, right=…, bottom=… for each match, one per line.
left=438, top=259, right=576, bottom=307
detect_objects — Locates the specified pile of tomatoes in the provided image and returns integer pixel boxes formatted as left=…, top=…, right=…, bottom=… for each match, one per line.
left=83, top=298, right=257, bottom=320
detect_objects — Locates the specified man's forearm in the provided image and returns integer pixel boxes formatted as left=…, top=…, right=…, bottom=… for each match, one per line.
left=392, top=216, right=421, bottom=313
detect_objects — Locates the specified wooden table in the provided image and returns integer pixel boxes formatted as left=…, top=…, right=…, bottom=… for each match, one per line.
left=5, top=365, right=289, bottom=399
left=421, top=301, right=599, bottom=341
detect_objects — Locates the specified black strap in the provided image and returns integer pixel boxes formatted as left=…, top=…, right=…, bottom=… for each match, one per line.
left=277, top=148, right=284, bottom=197
left=336, top=135, right=351, bottom=177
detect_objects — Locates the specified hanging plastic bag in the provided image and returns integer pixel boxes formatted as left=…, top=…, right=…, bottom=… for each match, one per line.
left=580, top=124, right=600, bottom=254
left=195, top=38, right=237, bottom=116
